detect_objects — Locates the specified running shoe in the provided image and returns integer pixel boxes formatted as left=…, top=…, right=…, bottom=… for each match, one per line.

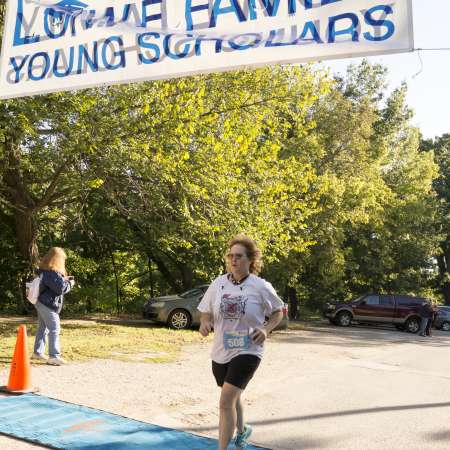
left=234, top=424, right=253, bottom=449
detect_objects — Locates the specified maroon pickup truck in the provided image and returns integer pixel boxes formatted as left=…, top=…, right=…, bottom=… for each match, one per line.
left=324, top=293, right=430, bottom=333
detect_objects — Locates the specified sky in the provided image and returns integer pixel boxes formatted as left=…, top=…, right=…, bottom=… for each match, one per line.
left=324, top=0, right=449, bottom=139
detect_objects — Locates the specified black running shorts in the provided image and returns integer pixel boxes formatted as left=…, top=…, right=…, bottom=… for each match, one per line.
left=212, top=354, right=261, bottom=390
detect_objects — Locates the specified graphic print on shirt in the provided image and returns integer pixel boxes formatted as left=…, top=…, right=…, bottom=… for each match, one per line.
left=219, top=294, right=247, bottom=320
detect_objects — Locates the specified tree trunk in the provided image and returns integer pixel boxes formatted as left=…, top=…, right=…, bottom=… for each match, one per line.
left=150, top=253, right=181, bottom=293
left=15, top=209, right=39, bottom=265
left=3, top=139, right=39, bottom=266
left=442, top=249, right=450, bottom=306
left=287, top=286, right=299, bottom=320
left=148, top=255, right=154, bottom=298
left=108, top=211, right=181, bottom=294
left=110, top=250, right=121, bottom=314
left=2, top=139, right=40, bottom=312
left=437, top=250, right=450, bottom=306
left=179, top=263, right=194, bottom=291
left=443, top=282, right=450, bottom=306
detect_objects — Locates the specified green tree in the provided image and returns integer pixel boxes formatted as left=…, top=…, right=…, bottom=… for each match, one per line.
left=421, top=134, right=450, bottom=304
left=76, top=67, right=326, bottom=295
left=269, top=62, right=441, bottom=314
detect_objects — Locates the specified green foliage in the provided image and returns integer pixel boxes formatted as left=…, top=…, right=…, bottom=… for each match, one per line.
left=421, top=134, right=450, bottom=304
left=0, top=62, right=447, bottom=314
left=266, top=62, right=442, bottom=310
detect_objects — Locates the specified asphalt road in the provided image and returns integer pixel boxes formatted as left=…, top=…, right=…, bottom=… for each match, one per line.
left=246, top=324, right=450, bottom=450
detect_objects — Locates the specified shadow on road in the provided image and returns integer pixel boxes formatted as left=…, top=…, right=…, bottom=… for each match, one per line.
left=425, top=430, right=450, bottom=442
left=184, top=401, right=450, bottom=433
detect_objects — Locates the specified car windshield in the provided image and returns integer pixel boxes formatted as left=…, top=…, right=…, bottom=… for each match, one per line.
left=179, top=288, right=202, bottom=298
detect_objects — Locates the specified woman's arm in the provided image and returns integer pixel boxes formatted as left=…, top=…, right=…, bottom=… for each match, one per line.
left=198, top=278, right=219, bottom=337
left=265, top=310, right=284, bottom=333
left=44, top=271, right=72, bottom=295
left=251, top=310, right=283, bottom=345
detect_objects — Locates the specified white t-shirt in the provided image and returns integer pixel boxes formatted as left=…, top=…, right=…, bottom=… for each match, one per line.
left=197, top=273, right=284, bottom=364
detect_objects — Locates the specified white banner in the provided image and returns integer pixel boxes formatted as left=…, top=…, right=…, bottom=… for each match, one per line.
left=0, top=0, right=414, bottom=99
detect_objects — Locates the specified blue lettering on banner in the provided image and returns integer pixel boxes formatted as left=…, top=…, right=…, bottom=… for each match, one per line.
left=77, top=41, right=98, bottom=74
left=102, top=36, right=126, bottom=70
left=8, top=35, right=126, bottom=83
left=6, top=1, right=405, bottom=88
left=11, top=0, right=400, bottom=48
left=210, top=0, right=246, bottom=29
left=228, top=33, right=262, bottom=51
left=14, top=0, right=40, bottom=45
left=10, top=55, right=29, bottom=83
left=328, top=12, right=359, bottom=43
left=299, top=21, right=323, bottom=43
left=194, top=35, right=224, bottom=56
left=363, top=5, right=395, bottom=42
left=265, top=28, right=297, bottom=48
left=138, top=32, right=161, bottom=64
left=78, top=10, right=96, bottom=31
left=53, top=47, right=75, bottom=77
left=28, top=52, right=50, bottom=80
left=164, top=34, right=192, bottom=59
left=185, top=0, right=209, bottom=31
left=250, top=0, right=281, bottom=18
left=303, top=0, right=342, bottom=9
left=142, top=0, right=163, bottom=26
left=103, top=7, right=116, bottom=27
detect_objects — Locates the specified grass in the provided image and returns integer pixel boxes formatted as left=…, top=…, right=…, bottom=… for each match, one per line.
left=0, top=316, right=212, bottom=367
left=286, top=322, right=308, bottom=331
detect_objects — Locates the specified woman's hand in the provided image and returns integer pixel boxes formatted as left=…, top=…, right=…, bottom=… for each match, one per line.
left=199, top=313, right=213, bottom=337
left=199, top=321, right=213, bottom=337
left=251, top=327, right=268, bottom=345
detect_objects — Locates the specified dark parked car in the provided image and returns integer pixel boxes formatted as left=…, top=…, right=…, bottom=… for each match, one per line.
left=434, top=306, right=450, bottom=331
left=324, top=293, right=430, bottom=333
left=143, top=285, right=289, bottom=330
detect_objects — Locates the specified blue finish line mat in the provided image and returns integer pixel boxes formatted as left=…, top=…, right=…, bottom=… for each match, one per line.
left=0, top=394, right=269, bottom=449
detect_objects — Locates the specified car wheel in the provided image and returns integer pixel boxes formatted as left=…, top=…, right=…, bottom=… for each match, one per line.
left=336, top=311, right=352, bottom=327
left=405, top=317, right=420, bottom=333
left=168, top=309, right=192, bottom=330
left=441, top=321, right=450, bottom=332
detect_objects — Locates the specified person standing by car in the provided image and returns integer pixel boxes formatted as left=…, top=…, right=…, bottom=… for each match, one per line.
left=425, top=303, right=438, bottom=337
left=198, top=234, right=283, bottom=450
left=32, top=247, right=75, bottom=365
left=418, top=301, right=432, bottom=337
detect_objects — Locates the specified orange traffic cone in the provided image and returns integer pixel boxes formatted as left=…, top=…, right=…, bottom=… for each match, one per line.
left=0, top=325, right=38, bottom=394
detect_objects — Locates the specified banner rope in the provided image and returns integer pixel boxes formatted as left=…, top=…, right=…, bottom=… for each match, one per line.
left=411, top=48, right=450, bottom=79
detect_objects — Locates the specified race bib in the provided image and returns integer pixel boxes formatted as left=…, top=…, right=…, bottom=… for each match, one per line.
left=223, top=331, right=250, bottom=350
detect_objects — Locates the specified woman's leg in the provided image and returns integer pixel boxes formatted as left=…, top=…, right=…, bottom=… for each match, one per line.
left=35, top=303, right=61, bottom=357
left=219, top=382, right=242, bottom=450
left=47, top=312, right=61, bottom=357
left=33, top=307, right=48, bottom=355
left=236, top=394, right=244, bottom=434
left=426, top=318, right=432, bottom=336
